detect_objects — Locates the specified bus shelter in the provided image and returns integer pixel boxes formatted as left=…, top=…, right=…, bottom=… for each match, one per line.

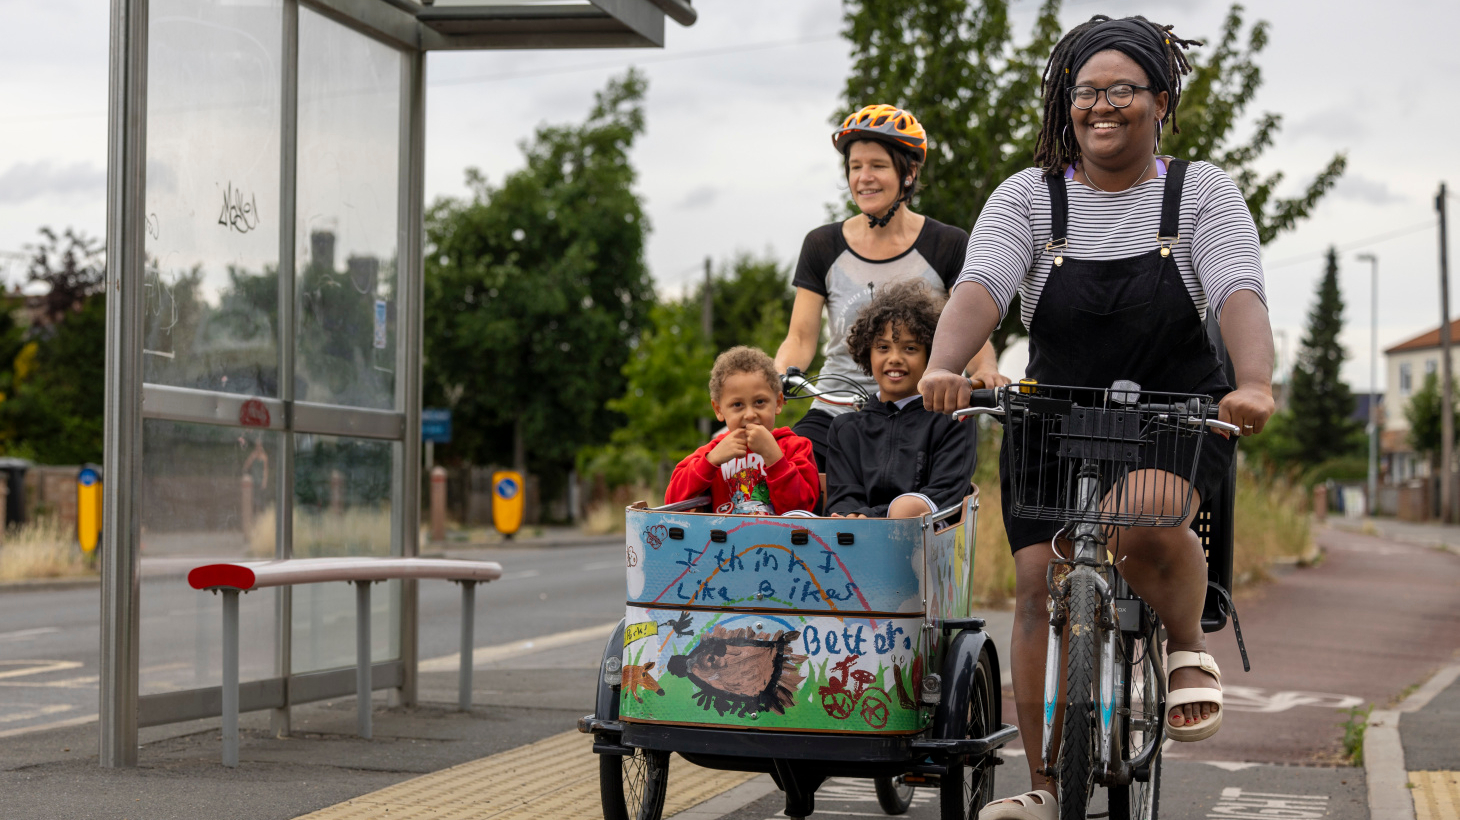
left=102, top=0, right=695, bottom=767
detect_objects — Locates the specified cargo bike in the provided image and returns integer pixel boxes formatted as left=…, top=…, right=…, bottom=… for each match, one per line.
left=578, top=371, right=1019, bottom=819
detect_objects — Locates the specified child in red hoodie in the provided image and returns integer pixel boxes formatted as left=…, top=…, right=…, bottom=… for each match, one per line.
left=665, top=346, right=820, bottom=515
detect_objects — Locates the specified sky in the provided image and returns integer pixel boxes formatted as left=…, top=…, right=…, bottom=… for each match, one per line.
left=2, top=0, right=1459, bottom=392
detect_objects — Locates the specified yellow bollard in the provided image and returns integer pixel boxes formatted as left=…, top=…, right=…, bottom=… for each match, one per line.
left=491, top=471, right=524, bottom=539
left=78, top=465, right=102, bottom=553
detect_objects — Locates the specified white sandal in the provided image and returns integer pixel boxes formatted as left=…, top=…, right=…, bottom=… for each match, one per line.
left=976, top=790, right=1057, bottom=820
left=1166, top=650, right=1223, bottom=742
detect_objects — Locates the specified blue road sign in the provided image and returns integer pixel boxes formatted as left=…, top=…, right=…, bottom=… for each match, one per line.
left=495, top=477, right=519, bottom=500
left=422, top=408, right=452, bottom=443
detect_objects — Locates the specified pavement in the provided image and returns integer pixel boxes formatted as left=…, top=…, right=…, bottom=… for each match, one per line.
left=0, top=521, right=1456, bottom=819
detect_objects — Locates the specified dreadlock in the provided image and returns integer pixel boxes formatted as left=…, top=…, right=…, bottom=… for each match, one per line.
left=1032, top=15, right=1202, bottom=176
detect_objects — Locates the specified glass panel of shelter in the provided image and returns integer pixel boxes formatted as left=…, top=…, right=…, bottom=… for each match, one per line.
left=138, top=2, right=410, bottom=707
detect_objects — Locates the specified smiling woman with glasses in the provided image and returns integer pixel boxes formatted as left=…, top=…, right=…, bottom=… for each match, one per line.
left=919, top=14, right=1278, bottom=820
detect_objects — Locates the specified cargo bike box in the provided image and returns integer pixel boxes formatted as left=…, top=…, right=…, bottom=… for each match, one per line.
left=579, top=491, right=1018, bottom=820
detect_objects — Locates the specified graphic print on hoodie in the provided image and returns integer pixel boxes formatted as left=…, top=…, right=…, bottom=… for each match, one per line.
left=719, top=454, right=774, bottom=515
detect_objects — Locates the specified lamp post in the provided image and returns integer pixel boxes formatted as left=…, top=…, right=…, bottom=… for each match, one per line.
left=1357, top=252, right=1379, bottom=515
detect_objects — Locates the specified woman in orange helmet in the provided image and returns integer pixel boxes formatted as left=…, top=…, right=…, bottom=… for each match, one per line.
left=773, top=104, right=1007, bottom=473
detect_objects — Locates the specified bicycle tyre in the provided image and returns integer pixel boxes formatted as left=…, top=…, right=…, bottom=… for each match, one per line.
left=939, top=643, right=998, bottom=820
left=1110, top=617, right=1163, bottom=820
left=600, top=748, right=671, bottom=820
left=874, top=775, right=915, bottom=815
left=1058, top=572, right=1099, bottom=820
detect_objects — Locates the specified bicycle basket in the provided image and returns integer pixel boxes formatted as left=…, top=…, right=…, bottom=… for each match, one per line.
left=1000, top=383, right=1215, bottom=527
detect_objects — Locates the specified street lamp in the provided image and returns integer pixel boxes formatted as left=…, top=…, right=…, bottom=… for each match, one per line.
left=1357, top=252, right=1379, bottom=515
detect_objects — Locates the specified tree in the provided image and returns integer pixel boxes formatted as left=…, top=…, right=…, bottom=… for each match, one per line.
left=25, top=227, right=105, bottom=328
left=1405, top=372, right=1459, bottom=466
left=1286, top=247, right=1359, bottom=466
left=581, top=253, right=811, bottom=488
left=837, top=1, right=1345, bottom=353
left=1160, top=5, right=1346, bottom=245
left=424, top=71, right=655, bottom=488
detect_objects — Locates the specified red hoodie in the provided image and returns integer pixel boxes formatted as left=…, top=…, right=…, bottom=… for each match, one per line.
left=664, top=427, right=819, bottom=515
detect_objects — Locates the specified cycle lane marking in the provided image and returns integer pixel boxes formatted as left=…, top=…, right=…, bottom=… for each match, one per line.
left=1205, top=787, right=1329, bottom=819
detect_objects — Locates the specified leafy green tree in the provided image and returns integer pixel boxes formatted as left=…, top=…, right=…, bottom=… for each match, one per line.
left=0, top=295, right=105, bottom=463
left=837, top=1, right=1345, bottom=353
left=1286, top=247, right=1360, bottom=466
left=424, top=71, right=654, bottom=484
left=1160, top=5, right=1346, bottom=245
left=1404, top=372, right=1460, bottom=466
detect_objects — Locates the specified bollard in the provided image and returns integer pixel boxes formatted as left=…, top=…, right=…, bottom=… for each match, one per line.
left=430, top=466, right=447, bottom=543
left=1312, top=484, right=1328, bottom=522
left=240, top=474, right=253, bottom=537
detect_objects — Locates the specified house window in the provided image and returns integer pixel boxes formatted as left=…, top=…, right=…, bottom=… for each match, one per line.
left=1401, top=362, right=1413, bottom=395
left=1426, top=359, right=1438, bottom=376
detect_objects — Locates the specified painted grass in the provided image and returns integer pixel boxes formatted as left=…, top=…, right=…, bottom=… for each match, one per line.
left=0, top=518, right=94, bottom=582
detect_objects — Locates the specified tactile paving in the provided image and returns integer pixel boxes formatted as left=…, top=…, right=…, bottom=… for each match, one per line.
left=1413, top=771, right=1460, bottom=820
left=296, top=730, right=757, bottom=819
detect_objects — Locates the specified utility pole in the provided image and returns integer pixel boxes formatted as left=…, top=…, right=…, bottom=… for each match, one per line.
left=1357, top=252, right=1379, bottom=515
left=1438, top=182, right=1454, bottom=523
left=699, top=257, right=714, bottom=440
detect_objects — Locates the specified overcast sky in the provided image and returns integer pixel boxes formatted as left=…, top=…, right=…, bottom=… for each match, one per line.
left=3, top=0, right=1459, bottom=391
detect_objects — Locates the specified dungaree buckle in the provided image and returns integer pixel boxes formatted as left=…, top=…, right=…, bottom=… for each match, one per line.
left=1046, top=238, right=1068, bottom=266
left=1157, top=232, right=1180, bottom=257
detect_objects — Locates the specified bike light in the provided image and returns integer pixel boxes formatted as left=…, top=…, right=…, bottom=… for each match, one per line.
left=920, top=673, right=942, bottom=705
left=603, top=655, right=622, bottom=687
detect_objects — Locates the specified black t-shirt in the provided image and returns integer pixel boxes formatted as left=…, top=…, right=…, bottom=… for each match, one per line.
left=791, top=217, right=969, bottom=415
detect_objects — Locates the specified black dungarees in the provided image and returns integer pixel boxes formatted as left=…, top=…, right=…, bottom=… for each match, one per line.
left=1000, top=159, right=1236, bottom=552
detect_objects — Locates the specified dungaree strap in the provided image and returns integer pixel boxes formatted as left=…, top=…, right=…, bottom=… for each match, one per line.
left=1159, top=159, right=1190, bottom=241
left=1043, top=171, right=1069, bottom=250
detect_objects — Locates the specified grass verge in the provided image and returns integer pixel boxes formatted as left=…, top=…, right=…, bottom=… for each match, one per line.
left=0, top=518, right=95, bottom=582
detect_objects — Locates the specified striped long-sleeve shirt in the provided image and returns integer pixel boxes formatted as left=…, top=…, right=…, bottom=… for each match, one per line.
left=954, top=161, right=1266, bottom=327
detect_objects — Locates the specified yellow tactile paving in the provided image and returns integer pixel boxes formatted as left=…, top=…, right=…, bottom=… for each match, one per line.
left=1413, top=771, right=1460, bottom=820
left=297, top=730, right=757, bottom=819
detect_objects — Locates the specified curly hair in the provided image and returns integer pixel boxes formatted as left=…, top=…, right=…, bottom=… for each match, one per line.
left=846, top=280, right=946, bottom=377
left=708, top=346, right=781, bottom=401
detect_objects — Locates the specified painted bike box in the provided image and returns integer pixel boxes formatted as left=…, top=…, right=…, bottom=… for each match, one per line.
left=618, top=492, right=979, bottom=735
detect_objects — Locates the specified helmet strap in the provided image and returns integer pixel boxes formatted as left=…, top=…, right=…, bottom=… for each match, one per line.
left=866, top=198, right=901, bottom=229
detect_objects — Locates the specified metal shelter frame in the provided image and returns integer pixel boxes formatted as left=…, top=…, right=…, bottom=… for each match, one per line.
left=102, top=0, right=694, bottom=768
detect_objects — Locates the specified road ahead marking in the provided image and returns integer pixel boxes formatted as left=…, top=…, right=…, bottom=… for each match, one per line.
left=419, top=621, right=619, bottom=672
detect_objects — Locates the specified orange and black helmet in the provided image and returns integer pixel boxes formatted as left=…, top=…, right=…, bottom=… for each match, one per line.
left=832, top=104, right=927, bottom=162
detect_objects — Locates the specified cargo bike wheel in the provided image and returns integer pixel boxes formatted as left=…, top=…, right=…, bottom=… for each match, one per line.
left=875, top=775, right=915, bottom=814
left=600, top=747, right=670, bottom=820
left=940, top=642, right=999, bottom=820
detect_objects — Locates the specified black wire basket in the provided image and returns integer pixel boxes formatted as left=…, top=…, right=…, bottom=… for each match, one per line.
left=1000, top=383, right=1216, bottom=527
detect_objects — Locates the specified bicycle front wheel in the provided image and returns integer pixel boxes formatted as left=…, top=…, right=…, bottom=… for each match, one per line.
left=1058, top=572, right=1099, bottom=820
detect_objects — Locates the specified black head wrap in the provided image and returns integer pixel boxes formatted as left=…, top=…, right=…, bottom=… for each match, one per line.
left=1068, top=18, right=1173, bottom=96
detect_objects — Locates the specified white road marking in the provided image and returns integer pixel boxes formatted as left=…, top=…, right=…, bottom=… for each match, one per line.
left=501, top=569, right=541, bottom=580
left=0, top=627, right=61, bottom=643
left=0, top=712, right=98, bottom=739
left=1204, top=761, right=1264, bottom=771
left=1222, top=685, right=1363, bottom=713
left=0, top=703, right=73, bottom=724
left=0, top=660, right=83, bottom=680
left=0, top=675, right=98, bottom=689
left=418, top=620, right=620, bottom=672
left=1207, top=787, right=1328, bottom=820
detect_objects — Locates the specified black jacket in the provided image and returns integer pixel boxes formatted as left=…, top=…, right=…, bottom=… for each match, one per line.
left=825, top=395, right=977, bottom=518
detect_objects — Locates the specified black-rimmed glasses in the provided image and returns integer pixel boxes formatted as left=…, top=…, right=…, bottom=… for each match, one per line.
left=1068, top=83, right=1154, bottom=109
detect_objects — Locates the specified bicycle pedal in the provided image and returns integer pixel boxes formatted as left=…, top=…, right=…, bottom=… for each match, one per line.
left=902, top=774, right=933, bottom=786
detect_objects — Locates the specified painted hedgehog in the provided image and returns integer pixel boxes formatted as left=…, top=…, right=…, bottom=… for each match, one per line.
left=666, top=625, right=807, bottom=717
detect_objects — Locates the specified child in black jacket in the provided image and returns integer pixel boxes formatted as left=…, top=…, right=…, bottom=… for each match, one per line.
left=826, top=280, right=978, bottom=519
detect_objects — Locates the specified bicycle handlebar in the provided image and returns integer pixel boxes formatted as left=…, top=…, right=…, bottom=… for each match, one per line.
left=950, top=385, right=1244, bottom=436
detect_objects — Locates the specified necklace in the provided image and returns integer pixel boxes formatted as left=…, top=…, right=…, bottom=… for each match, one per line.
left=1081, top=157, right=1153, bottom=193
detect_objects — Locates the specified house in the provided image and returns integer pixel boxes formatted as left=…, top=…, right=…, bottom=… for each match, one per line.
left=1383, top=319, right=1460, bottom=482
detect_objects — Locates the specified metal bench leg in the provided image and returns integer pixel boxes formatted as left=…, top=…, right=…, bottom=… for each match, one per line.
left=221, top=589, right=240, bottom=767
left=459, top=580, right=476, bottom=711
left=356, top=580, right=372, bottom=740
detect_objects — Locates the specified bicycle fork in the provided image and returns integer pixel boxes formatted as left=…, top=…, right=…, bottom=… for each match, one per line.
left=1040, top=466, right=1125, bottom=783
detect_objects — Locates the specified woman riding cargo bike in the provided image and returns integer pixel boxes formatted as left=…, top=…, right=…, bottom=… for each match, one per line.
left=775, top=103, right=1008, bottom=474
left=920, top=15, right=1276, bottom=820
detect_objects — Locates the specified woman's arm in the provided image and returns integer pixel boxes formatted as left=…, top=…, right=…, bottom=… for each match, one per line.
left=966, top=340, right=1010, bottom=388
left=1216, top=289, right=1277, bottom=433
left=920, top=283, right=1003, bottom=413
left=774, top=288, right=825, bottom=374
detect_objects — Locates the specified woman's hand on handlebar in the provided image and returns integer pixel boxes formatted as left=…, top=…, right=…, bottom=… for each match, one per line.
left=1217, top=385, right=1276, bottom=435
left=920, top=368, right=972, bottom=414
